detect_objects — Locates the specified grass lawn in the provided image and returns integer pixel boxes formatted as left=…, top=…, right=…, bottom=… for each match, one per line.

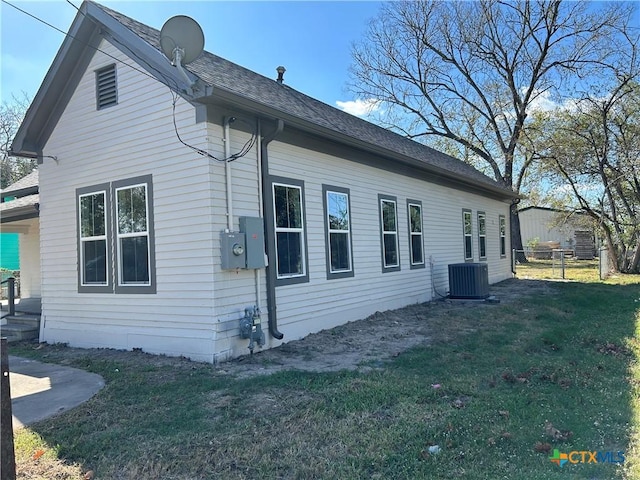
left=7, top=271, right=640, bottom=479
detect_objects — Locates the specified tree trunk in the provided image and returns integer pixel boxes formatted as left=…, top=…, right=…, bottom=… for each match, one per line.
left=510, top=202, right=527, bottom=263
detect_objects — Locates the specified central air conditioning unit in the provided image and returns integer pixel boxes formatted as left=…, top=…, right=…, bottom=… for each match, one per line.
left=448, top=263, right=489, bottom=299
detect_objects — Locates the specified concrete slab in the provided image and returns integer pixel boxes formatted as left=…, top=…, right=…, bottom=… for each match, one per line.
left=8, top=356, right=104, bottom=430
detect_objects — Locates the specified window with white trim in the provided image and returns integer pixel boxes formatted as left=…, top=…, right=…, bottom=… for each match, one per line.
left=407, top=200, right=424, bottom=268
left=463, top=209, right=473, bottom=261
left=116, top=183, right=151, bottom=285
left=499, top=215, right=507, bottom=257
left=79, top=189, right=109, bottom=288
left=76, top=175, right=155, bottom=294
left=478, top=211, right=487, bottom=260
left=323, top=185, right=353, bottom=279
left=273, top=181, right=306, bottom=280
left=379, top=194, right=400, bottom=271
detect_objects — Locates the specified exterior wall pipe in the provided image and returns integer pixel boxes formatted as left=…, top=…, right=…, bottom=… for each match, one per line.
left=224, top=117, right=234, bottom=232
left=254, top=121, right=263, bottom=313
left=260, top=119, right=285, bottom=340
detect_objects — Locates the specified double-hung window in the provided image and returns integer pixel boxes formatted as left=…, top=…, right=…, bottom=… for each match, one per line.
left=463, top=209, right=473, bottom=261
left=379, top=194, right=400, bottom=272
left=115, top=181, right=151, bottom=286
left=407, top=200, right=424, bottom=268
left=78, top=185, right=111, bottom=291
left=323, top=185, right=354, bottom=279
left=478, top=212, right=487, bottom=260
left=499, top=215, right=507, bottom=257
left=77, top=175, right=155, bottom=294
left=273, top=178, right=308, bottom=284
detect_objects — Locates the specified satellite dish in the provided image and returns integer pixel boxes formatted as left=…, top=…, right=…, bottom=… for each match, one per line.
left=160, top=15, right=204, bottom=66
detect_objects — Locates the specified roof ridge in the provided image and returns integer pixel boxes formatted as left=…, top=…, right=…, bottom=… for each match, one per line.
left=91, top=2, right=513, bottom=197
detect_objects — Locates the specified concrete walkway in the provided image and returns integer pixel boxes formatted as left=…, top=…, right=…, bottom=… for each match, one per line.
left=8, top=356, right=104, bottom=430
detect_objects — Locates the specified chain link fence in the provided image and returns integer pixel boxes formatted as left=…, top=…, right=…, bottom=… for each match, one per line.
left=513, top=248, right=603, bottom=281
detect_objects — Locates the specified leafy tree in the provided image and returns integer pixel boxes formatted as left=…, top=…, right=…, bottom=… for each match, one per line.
left=350, top=0, right=636, bottom=260
left=534, top=80, right=640, bottom=273
left=0, top=94, right=35, bottom=189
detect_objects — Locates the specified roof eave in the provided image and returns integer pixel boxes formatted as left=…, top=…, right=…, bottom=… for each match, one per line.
left=201, top=89, right=516, bottom=201
left=11, top=1, right=211, bottom=159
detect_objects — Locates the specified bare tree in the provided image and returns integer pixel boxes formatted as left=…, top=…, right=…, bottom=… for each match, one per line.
left=1, top=94, right=35, bottom=190
left=535, top=80, right=640, bottom=273
left=350, top=0, right=636, bottom=260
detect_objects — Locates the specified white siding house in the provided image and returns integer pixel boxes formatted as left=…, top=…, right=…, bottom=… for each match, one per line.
left=11, top=2, right=515, bottom=363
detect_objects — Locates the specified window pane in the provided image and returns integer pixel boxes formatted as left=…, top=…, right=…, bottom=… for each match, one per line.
left=465, top=236, right=473, bottom=259
left=500, top=217, right=506, bottom=235
left=464, top=212, right=472, bottom=235
left=480, top=237, right=487, bottom=258
left=384, top=233, right=398, bottom=266
left=500, top=237, right=506, bottom=255
left=80, top=193, right=105, bottom=237
left=330, top=232, right=350, bottom=271
left=118, top=186, right=147, bottom=234
left=83, top=240, right=106, bottom=284
left=478, top=214, right=486, bottom=235
left=411, top=235, right=423, bottom=264
left=328, top=192, right=349, bottom=231
left=274, top=185, right=301, bottom=229
left=120, top=236, right=149, bottom=284
left=410, top=205, right=422, bottom=233
left=276, top=231, right=303, bottom=275
left=382, top=201, right=396, bottom=231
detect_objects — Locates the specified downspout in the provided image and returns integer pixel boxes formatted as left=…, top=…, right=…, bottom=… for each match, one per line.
left=254, top=121, right=263, bottom=313
left=224, top=117, right=234, bottom=231
left=261, top=119, right=285, bottom=339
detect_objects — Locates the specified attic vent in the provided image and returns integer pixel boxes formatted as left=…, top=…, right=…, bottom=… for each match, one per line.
left=96, top=65, right=117, bottom=110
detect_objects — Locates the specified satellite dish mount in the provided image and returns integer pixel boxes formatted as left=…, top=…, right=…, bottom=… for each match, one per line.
left=160, top=15, right=205, bottom=93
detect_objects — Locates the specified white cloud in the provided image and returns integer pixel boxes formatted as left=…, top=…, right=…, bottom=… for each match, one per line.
left=335, top=98, right=381, bottom=117
left=529, top=89, right=558, bottom=113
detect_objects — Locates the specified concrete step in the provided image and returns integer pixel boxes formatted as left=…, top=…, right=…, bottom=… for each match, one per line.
left=0, top=323, right=39, bottom=342
left=3, top=314, right=40, bottom=328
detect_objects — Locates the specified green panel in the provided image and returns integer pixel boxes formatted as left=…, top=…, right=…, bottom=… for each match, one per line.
left=0, top=233, right=20, bottom=270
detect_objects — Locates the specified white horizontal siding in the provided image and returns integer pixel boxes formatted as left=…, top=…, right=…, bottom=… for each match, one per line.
left=204, top=121, right=268, bottom=362
left=39, top=39, right=217, bottom=361
left=267, top=139, right=512, bottom=342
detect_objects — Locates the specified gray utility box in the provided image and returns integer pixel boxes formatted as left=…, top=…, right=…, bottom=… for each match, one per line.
left=448, top=263, right=489, bottom=299
left=239, top=216, right=266, bottom=269
left=221, top=232, right=246, bottom=270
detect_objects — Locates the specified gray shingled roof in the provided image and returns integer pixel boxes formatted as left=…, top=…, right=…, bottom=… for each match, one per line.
left=1, top=170, right=38, bottom=197
left=96, top=3, right=513, bottom=197
left=0, top=194, right=39, bottom=222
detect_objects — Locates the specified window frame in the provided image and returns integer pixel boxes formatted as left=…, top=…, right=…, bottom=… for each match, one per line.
left=113, top=176, right=155, bottom=293
left=77, top=183, right=112, bottom=293
left=463, top=209, right=473, bottom=262
left=407, top=199, right=425, bottom=269
left=76, top=175, right=156, bottom=294
left=322, top=185, right=354, bottom=279
left=379, top=194, right=400, bottom=272
left=499, top=214, right=507, bottom=258
left=272, top=177, right=309, bottom=286
left=477, top=211, right=487, bottom=260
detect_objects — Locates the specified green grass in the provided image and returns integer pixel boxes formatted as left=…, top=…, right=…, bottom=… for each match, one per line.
left=515, top=258, right=601, bottom=282
left=8, top=275, right=640, bottom=479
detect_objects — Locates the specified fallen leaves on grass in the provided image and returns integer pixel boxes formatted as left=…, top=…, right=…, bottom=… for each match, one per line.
left=597, top=342, right=630, bottom=356
left=534, top=442, right=552, bottom=453
left=32, top=449, right=45, bottom=461
left=544, top=420, right=573, bottom=441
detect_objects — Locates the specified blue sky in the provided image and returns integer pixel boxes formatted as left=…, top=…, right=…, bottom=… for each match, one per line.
left=0, top=0, right=383, bottom=113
